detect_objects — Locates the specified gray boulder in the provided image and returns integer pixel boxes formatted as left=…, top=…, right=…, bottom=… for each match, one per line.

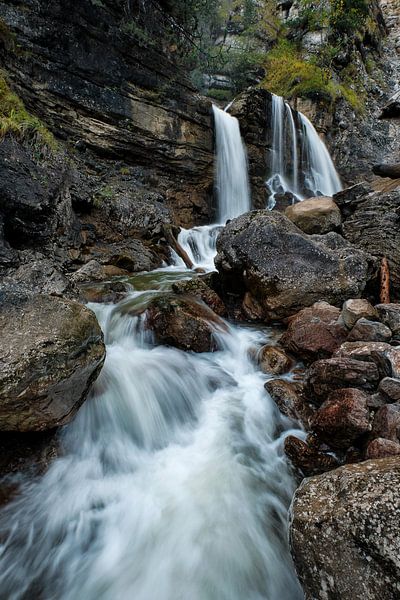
left=0, top=293, right=105, bottom=431
left=290, top=457, right=400, bottom=600
left=215, top=211, right=374, bottom=321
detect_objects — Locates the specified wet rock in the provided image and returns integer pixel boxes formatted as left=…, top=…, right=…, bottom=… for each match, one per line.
left=284, top=196, right=341, bottom=234
left=290, top=457, right=400, bottom=600
left=145, top=295, right=227, bottom=353
left=342, top=298, right=378, bottom=329
left=280, top=301, right=348, bottom=361
left=306, top=357, right=380, bottom=399
left=284, top=435, right=340, bottom=476
left=311, top=388, right=370, bottom=449
left=0, top=293, right=105, bottom=431
left=379, top=377, right=400, bottom=402
left=371, top=404, right=400, bottom=442
left=215, top=211, right=373, bottom=320
left=172, top=277, right=226, bottom=317
left=241, top=292, right=265, bottom=321
left=88, top=239, right=161, bottom=273
left=80, top=281, right=128, bottom=304
left=347, top=318, right=392, bottom=342
left=265, top=379, right=314, bottom=426
left=265, top=379, right=301, bottom=420
left=376, top=303, right=400, bottom=338
left=258, top=345, right=292, bottom=375
left=335, top=341, right=400, bottom=378
left=366, top=438, right=400, bottom=459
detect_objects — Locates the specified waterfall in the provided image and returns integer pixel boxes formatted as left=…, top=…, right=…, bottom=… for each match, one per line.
left=0, top=283, right=304, bottom=600
left=267, top=94, right=342, bottom=206
left=212, top=104, right=251, bottom=223
left=177, top=104, right=251, bottom=270
left=267, top=95, right=302, bottom=206
left=299, top=112, right=342, bottom=197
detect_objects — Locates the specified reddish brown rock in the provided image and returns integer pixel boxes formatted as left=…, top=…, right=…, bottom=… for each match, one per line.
left=312, top=388, right=370, bottom=449
left=371, top=404, right=400, bottom=443
left=347, top=318, right=392, bottom=343
left=171, top=277, right=226, bottom=317
left=366, top=438, right=400, bottom=459
left=258, top=345, right=292, bottom=375
left=335, top=341, right=400, bottom=379
left=342, top=299, right=378, bottom=329
left=280, top=301, right=348, bottom=361
left=145, top=295, right=227, bottom=353
left=264, top=379, right=314, bottom=426
left=284, top=435, right=340, bottom=476
left=379, top=377, right=400, bottom=402
left=307, top=357, right=379, bottom=400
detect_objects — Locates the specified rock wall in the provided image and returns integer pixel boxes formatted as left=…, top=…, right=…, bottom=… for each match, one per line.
left=0, top=0, right=215, bottom=228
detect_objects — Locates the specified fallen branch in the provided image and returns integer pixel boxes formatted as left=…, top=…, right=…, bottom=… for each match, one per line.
left=163, top=225, right=194, bottom=269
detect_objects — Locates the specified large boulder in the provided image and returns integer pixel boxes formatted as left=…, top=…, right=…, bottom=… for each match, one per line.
left=290, top=457, right=400, bottom=600
left=280, top=301, right=348, bottom=361
left=0, top=292, right=105, bottom=431
left=215, top=211, right=373, bottom=321
left=285, top=197, right=341, bottom=234
left=144, top=295, right=227, bottom=353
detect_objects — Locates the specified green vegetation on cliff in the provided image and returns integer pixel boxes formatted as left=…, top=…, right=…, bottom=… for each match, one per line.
left=0, top=74, right=56, bottom=152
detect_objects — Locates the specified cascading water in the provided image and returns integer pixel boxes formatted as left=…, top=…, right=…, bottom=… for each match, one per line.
left=0, top=279, right=303, bottom=600
left=266, top=94, right=342, bottom=207
left=177, top=104, right=250, bottom=270
left=267, top=95, right=301, bottom=204
left=0, top=97, right=305, bottom=600
left=299, top=112, right=342, bottom=197
left=212, top=105, right=251, bottom=223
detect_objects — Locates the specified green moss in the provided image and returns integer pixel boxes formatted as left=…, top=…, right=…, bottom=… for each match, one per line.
left=0, top=73, right=57, bottom=152
left=262, top=40, right=364, bottom=113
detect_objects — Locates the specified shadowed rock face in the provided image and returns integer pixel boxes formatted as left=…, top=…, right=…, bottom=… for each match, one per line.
left=215, top=210, right=375, bottom=320
left=335, top=186, right=400, bottom=300
left=0, top=0, right=214, bottom=227
left=290, top=457, right=400, bottom=600
left=0, top=292, right=105, bottom=431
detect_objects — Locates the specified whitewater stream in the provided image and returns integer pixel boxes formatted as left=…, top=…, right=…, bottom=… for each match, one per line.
left=0, top=97, right=342, bottom=599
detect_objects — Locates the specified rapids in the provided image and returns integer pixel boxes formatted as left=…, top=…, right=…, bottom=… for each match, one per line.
left=0, top=272, right=303, bottom=600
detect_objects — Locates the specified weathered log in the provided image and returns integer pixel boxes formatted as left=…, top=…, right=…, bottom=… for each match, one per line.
left=372, top=163, right=400, bottom=179
left=163, top=225, right=194, bottom=269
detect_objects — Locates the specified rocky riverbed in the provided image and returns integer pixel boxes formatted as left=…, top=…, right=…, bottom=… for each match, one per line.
left=1, top=0, right=400, bottom=598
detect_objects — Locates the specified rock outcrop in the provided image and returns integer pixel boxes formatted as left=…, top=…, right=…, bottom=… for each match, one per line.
left=0, top=292, right=105, bottom=431
left=0, top=0, right=214, bottom=228
left=335, top=185, right=400, bottom=299
left=290, top=457, right=400, bottom=600
left=215, top=211, right=374, bottom=320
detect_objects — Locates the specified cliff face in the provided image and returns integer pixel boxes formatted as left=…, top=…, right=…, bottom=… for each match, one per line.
left=0, top=0, right=214, bottom=228
left=278, top=0, right=400, bottom=186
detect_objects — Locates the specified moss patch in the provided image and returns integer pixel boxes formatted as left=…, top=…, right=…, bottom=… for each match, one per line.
left=0, top=73, right=57, bottom=152
left=262, top=40, right=364, bottom=113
